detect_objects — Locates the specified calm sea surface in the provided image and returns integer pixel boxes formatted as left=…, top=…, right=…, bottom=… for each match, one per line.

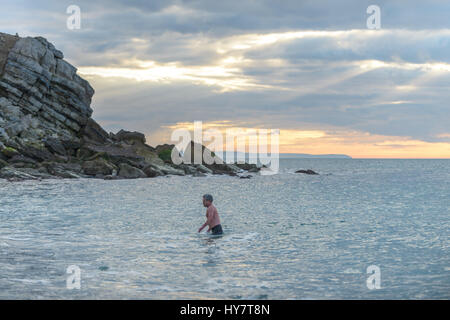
left=0, top=159, right=449, bottom=299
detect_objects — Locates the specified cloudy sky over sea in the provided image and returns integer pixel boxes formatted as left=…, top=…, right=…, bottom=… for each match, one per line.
left=2, top=0, right=450, bottom=157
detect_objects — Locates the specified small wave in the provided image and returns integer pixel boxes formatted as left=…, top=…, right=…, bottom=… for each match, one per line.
left=222, top=232, right=259, bottom=243
left=343, top=268, right=362, bottom=274
left=9, top=278, right=51, bottom=285
left=148, top=285, right=177, bottom=292
left=206, top=277, right=272, bottom=292
left=0, top=236, right=33, bottom=241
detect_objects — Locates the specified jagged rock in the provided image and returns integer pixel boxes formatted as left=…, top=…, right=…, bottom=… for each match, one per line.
left=103, top=174, right=123, bottom=180
left=143, top=162, right=185, bottom=177
left=181, top=141, right=222, bottom=165
left=159, top=165, right=185, bottom=176
left=227, top=163, right=242, bottom=172
left=131, top=142, right=163, bottom=166
left=0, top=128, right=9, bottom=141
left=46, top=162, right=83, bottom=178
left=172, top=141, right=246, bottom=176
left=114, top=130, right=146, bottom=145
left=193, top=172, right=206, bottom=177
left=0, top=166, right=40, bottom=180
left=0, top=158, right=8, bottom=169
left=10, top=162, right=35, bottom=169
left=61, top=140, right=81, bottom=155
left=78, top=143, right=146, bottom=167
left=14, top=167, right=54, bottom=179
left=81, top=118, right=111, bottom=145
left=82, top=158, right=117, bottom=176
left=118, top=163, right=147, bottom=179
left=43, top=137, right=66, bottom=156
left=0, top=148, right=6, bottom=162
left=18, top=145, right=54, bottom=162
left=177, top=164, right=197, bottom=175
left=239, top=174, right=252, bottom=179
left=235, top=163, right=260, bottom=172
left=0, top=32, right=94, bottom=150
left=195, top=164, right=213, bottom=174
left=1, top=146, right=19, bottom=158
left=143, top=164, right=164, bottom=177
left=178, top=142, right=245, bottom=175
left=0, top=33, right=19, bottom=76
left=295, top=169, right=319, bottom=175
left=8, top=154, right=36, bottom=165
left=205, top=163, right=240, bottom=175
left=0, top=165, right=55, bottom=180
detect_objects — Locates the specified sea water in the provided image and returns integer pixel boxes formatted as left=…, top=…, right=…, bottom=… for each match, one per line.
left=0, top=159, right=449, bottom=299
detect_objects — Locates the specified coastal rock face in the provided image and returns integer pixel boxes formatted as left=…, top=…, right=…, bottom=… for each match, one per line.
left=118, top=163, right=147, bottom=179
left=0, top=32, right=259, bottom=181
left=0, top=32, right=93, bottom=147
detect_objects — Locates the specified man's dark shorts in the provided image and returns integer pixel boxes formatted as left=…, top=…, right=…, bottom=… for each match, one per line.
left=211, top=224, right=223, bottom=235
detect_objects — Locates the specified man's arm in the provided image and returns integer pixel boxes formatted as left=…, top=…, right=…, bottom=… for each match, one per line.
left=198, top=221, right=207, bottom=233
left=198, top=208, right=213, bottom=233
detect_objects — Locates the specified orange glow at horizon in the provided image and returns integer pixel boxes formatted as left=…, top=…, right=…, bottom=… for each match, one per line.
left=278, top=130, right=450, bottom=158
left=146, top=122, right=450, bottom=159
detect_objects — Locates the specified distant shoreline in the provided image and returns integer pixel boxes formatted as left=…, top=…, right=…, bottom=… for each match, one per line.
left=220, top=153, right=450, bottom=160
left=279, top=153, right=351, bottom=159
left=280, top=156, right=450, bottom=159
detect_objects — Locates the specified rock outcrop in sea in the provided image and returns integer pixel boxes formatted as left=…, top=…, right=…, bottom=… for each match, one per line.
left=295, top=169, right=319, bottom=175
left=0, top=32, right=258, bottom=181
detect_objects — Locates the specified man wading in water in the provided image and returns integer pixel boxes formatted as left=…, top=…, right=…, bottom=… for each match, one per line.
left=198, top=194, right=223, bottom=235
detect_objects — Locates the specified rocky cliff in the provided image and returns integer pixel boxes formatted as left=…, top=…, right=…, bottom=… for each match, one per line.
left=0, top=32, right=258, bottom=181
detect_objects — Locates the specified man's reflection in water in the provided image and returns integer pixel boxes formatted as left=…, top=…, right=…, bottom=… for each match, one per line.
left=200, top=236, right=222, bottom=266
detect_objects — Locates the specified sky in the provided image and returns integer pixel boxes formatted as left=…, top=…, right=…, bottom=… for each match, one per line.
left=1, top=0, right=450, bottom=158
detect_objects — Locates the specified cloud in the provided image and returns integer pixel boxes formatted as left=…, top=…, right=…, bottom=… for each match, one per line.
left=2, top=0, right=450, bottom=157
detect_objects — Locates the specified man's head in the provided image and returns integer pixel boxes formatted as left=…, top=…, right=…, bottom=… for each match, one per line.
left=202, top=194, right=213, bottom=207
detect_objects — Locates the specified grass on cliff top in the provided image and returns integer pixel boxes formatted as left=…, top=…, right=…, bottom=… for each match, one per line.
left=158, top=149, right=172, bottom=163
